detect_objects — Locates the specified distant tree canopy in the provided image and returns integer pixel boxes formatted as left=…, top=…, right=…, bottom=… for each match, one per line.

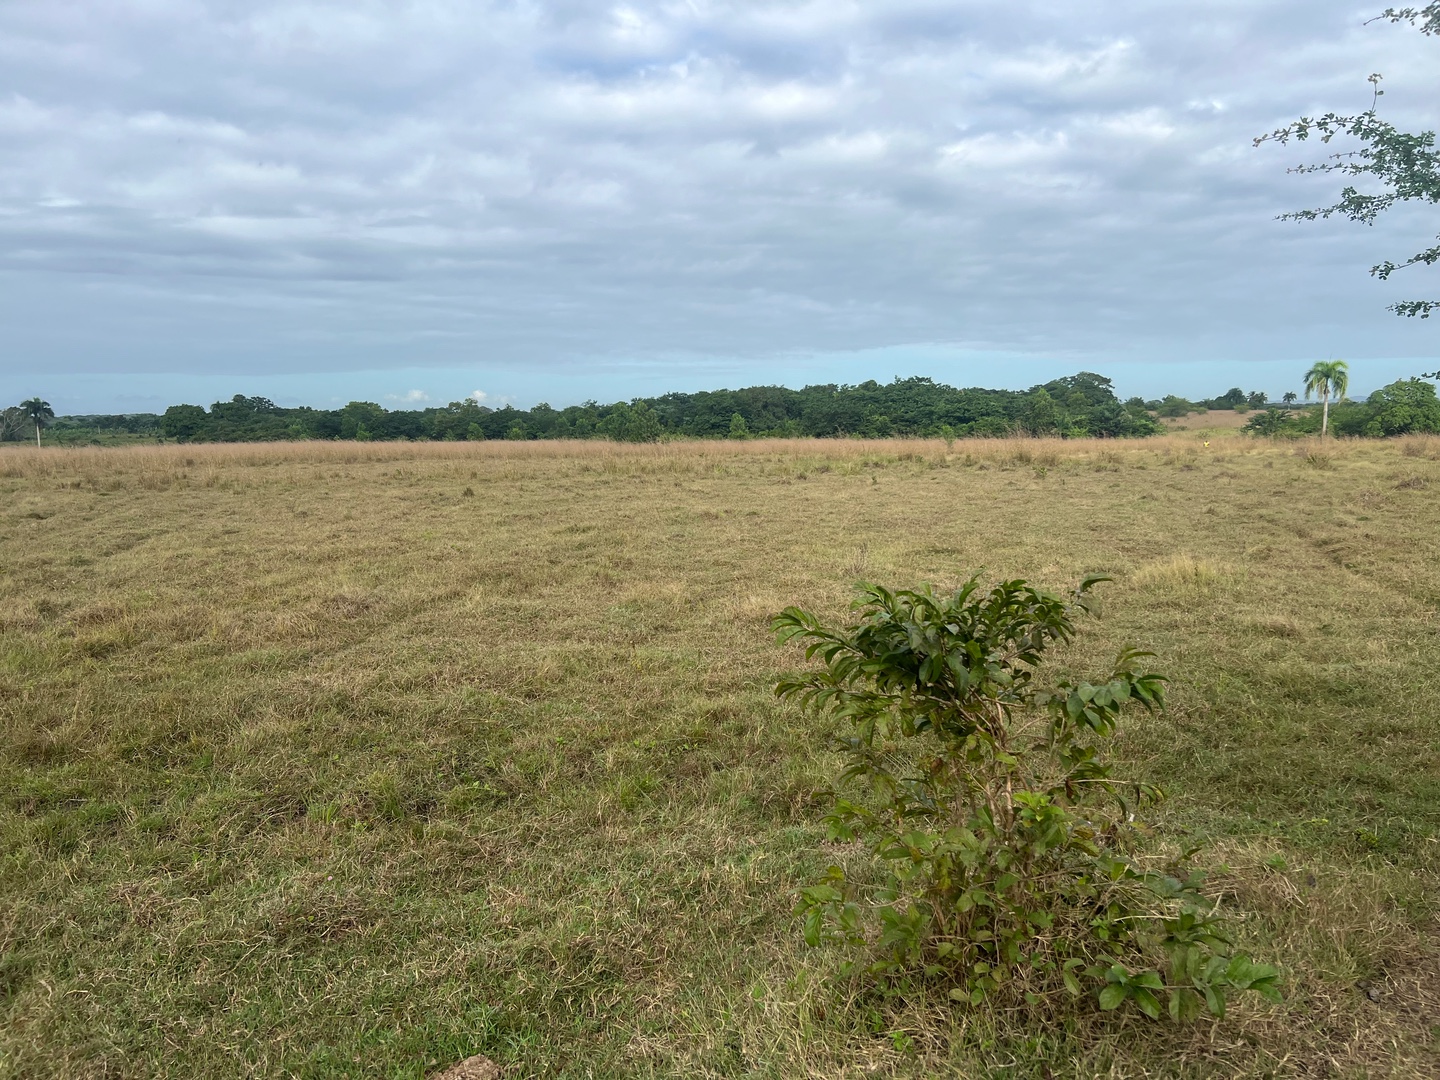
left=23, top=370, right=1440, bottom=446
left=136, top=374, right=1161, bottom=444
left=1144, top=387, right=1279, bottom=417
left=1245, top=377, right=1440, bottom=436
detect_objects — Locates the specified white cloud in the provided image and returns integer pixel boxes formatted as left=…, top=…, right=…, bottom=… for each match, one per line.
left=940, top=131, right=1069, bottom=170
left=387, top=388, right=430, bottom=403
left=468, top=389, right=488, bottom=403
left=0, top=0, right=1435, bottom=388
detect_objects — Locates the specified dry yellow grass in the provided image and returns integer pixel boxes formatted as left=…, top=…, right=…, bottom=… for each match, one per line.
left=1, top=435, right=1437, bottom=1078
left=0, top=431, right=1305, bottom=478
left=1159, top=409, right=1258, bottom=434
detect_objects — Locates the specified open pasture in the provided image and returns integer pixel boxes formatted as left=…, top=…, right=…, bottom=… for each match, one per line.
left=2, top=435, right=1438, bottom=1078
left=1158, top=410, right=1257, bottom=434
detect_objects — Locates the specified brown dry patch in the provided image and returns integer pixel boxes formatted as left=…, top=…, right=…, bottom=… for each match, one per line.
left=1160, top=408, right=1258, bottom=431
left=429, top=1054, right=502, bottom=1080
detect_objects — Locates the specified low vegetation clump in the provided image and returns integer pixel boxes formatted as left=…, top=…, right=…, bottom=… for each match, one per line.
left=776, top=576, right=1279, bottom=1020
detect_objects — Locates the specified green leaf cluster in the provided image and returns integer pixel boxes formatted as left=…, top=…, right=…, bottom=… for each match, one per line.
left=774, top=576, right=1279, bottom=1021
left=1256, top=10, right=1438, bottom=318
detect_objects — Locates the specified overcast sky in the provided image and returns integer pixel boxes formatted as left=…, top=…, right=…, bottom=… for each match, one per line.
left=1, top=0, right=1437, bottom=414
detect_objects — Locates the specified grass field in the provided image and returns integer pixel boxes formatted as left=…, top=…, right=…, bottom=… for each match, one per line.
left=1158, top=410, right=1258, bottom=434
left=2, top=435, right=1438, bottom=1078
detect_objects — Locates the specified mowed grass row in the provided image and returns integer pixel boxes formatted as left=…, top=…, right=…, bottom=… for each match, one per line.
left=1, top=436, right=1438, bottom=1078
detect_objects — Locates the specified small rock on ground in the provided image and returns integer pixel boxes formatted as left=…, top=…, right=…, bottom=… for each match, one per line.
left=429, top=1054, right=502, bottom=1080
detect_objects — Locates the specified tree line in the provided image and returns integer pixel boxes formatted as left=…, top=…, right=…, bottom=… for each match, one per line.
left=21, top=372, right=1162, bottom=445
left=10, top=367, right=1440, bottom=446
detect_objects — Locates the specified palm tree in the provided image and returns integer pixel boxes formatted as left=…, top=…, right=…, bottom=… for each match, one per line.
left=20, top=398, right=54, bottom=448
left=1303, top=361, right=1349, bottom=437
left=1282, top=391, right=1298, bottom=407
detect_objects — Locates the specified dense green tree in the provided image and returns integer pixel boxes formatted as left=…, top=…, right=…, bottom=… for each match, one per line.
left=528, top=403, right=559, bottom=438
left=857, top=412, right=896, bottom=438
left=968, top=416, right=1013, bottom=437
left=1041, top=372, right=1120, bottom=409
left=160, top=404, right=207, bottom=441
left=599, top=401, right=663, bottom=443
left=339, top=402, right=386, bottom=440
left=432, top=399, right=490, bottom=441
left=1361, top=377, right=1440, bottom=434
left=1018, top=388, right=1063, bottom=435
left=557, top=401, right=601, bottom=438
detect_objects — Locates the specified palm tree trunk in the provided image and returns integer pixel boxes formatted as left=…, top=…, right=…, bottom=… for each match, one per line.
left=34, top=423, right=40, bottom=449
left=1321, top=390, right=1330, bottom=438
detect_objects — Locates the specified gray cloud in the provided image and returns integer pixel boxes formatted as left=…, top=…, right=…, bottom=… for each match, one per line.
left=0, top=0, right=1436, bottom=392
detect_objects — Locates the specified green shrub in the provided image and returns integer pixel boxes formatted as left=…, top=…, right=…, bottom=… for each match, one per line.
left=1155, top=395, right=1196, bottom=418
left=598, top=401, right=664, bottom=443
left=773, top=575, right=1279, bottom=1020
left=1245, top=408, right=1295, bottom=436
